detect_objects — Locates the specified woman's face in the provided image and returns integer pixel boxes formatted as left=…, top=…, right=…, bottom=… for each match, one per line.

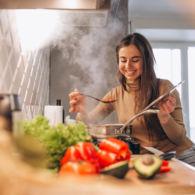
left=118, top=44, right=143, bottom=83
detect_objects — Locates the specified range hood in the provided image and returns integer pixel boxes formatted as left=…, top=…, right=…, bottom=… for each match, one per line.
left=0, top=0, right=110, bottom=10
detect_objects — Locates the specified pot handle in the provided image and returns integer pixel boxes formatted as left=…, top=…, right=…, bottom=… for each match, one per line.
left=120, top=109, right=160, bottom=134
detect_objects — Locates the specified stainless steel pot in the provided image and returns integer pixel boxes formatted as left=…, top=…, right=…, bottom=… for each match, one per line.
left=88, top=123, right=140, bottom=154
left=87, top=123, right=132, bottom=139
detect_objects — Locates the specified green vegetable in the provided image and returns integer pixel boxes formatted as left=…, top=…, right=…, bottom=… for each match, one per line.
left=23, top=115, right=89, bottom=170
left=100, top=160, right=129, bottom=179
left=133, top=154, right=162, bottom=179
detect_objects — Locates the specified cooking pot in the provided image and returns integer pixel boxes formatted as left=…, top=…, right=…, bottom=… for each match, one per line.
left=87, top=124, right=140, bottom=154
left=88, top=123, right=132, bottom=138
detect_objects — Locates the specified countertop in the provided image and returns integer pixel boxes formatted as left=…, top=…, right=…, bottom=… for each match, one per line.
left=0, top=131, right=195, bottom=195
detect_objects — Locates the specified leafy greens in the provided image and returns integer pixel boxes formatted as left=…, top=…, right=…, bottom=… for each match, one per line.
left=23, top=115, right=88, bottom=170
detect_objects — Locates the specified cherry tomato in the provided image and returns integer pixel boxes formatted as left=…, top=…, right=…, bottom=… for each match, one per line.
left=59, top=160, right=97, bottom=175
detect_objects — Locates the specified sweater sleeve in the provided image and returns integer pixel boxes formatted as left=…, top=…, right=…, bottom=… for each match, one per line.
left=159, top=80, right=187, bottom=145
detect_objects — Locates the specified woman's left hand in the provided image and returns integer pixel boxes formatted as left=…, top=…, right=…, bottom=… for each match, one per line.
left=157, top=94, right=176, bottom=124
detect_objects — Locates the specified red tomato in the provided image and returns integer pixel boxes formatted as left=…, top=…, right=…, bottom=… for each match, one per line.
left=159, top=166, right=171, bottom=173
left=96, top=149, right=117, bottom=168
left=99, top=138, right=129, bottom=155
left=59, top=160, right=97, bottom=175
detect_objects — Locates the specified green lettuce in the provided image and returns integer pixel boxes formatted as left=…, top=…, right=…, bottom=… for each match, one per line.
left=23, top=115, right=88, bottom=170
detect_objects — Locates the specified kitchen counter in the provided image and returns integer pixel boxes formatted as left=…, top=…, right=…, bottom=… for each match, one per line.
left=23, top=156, right=195, bottom=195
left=1, top=131, right=195, bottom=195
left=124, top=156, right=195, bottom=194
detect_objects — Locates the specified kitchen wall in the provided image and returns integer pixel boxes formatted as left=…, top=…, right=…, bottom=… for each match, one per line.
left=0, top=0, right=128, bottom=123
left=50, top=0, right=128, bottom=123
left=0, top=10, right=50, bottom=120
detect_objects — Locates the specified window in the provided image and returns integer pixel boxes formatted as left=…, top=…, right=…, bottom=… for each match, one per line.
left=188, top=47, right=195, bottom=140
left=153, top=48, right=182, bottom=95
left=153, top=46, right=190, bottom=141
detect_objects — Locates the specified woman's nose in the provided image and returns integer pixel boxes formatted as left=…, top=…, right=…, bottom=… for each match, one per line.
left=125, top=59, right=132, bottom=68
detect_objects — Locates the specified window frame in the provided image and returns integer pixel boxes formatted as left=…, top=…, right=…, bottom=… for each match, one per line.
left=150, top=41, right=195, bottom=138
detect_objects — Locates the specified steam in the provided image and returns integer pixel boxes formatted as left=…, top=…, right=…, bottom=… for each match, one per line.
left=15, top=8, right=125, bottom=98
left=73, top=21, right=123, bottom=95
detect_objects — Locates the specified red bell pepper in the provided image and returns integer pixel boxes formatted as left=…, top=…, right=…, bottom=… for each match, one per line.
left=162, top=160, right=169, bottom=166
left=75, top=142, right=97, bottom=161
left=96, top=149, right=118, bottom=168
left=99, top=138, right=131, bottom=161
left=76, top=142, right=101, bottom=173
left=59, top=160, right=97, bottom=176
left=61, top=145, right=81, bottom=166
left=158, top=160, right=171, bottom=173
left=61, top=142, right=97, bottom=166
left=60, top=142, right=100, bottom=172
left=159, top=166, right=171, bottom=173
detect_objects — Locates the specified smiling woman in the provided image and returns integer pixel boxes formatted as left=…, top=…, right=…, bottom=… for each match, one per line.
left=69, top=32, right=195, bottom=167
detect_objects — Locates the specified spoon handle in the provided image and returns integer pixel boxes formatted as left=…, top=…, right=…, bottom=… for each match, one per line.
left=79, top=93, right=102, bottom=102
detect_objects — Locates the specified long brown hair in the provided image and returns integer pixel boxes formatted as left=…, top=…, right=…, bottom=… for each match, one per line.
left=116, top=33, right=162, bottom=140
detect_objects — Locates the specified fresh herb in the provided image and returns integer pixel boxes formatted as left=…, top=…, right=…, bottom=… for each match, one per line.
left=23, top=115, right=88, bottom=170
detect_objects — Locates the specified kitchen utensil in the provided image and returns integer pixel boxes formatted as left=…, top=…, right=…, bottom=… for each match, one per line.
left=159, top=151, right=176, bottom=160
left=88, top=124, right=140, bottom=153
left=143, top=80, right=185, bottom=111
left=120, top=80, right=185, bottom=133
left=79, top=93, right=117, bottom=103
left=88, top=124, right=131, bottom=138
left=87, top=124, right=132, bottom=145
left=120, top=109, right=160, bottom=133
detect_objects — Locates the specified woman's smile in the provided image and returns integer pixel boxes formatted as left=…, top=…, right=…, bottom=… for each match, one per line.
left=125, top=70, right=137, bottom=76
left=118, top=44, right=143, bottom=83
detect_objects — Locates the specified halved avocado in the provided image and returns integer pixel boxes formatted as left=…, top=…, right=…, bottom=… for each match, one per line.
left=133, top=155, right=162, bottom=179
left=100, top=160, right=129, bottom=179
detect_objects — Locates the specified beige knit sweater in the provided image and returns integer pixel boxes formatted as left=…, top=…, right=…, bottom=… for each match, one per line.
left=79, top=79, right=193, bottom=154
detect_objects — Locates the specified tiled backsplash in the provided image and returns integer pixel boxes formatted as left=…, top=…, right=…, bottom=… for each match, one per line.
left=0, top=10, right=50, bottom=120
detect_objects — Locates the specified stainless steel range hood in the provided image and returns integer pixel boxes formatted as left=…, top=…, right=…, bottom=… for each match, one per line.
left=0, top=0, right=110, bottom=10
left=0, top=0, right=111, bottom=27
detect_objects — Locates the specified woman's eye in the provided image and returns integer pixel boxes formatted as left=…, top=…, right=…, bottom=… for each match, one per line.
left=120, top=60, right=127, bottom=63
left=132, top=59, right=139, bottom=63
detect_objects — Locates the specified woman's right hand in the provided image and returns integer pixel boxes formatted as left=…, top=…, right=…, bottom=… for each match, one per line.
left=69, top=89, right=86, bottom=113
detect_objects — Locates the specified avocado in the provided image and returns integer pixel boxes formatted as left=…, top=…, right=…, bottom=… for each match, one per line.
left=100, top=160, right=129, bottom=179
left=133, top=154, right=162, bottom=179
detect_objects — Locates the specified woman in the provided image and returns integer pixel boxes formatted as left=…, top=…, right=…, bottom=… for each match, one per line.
left=69, top=33, right=195, bottom=166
